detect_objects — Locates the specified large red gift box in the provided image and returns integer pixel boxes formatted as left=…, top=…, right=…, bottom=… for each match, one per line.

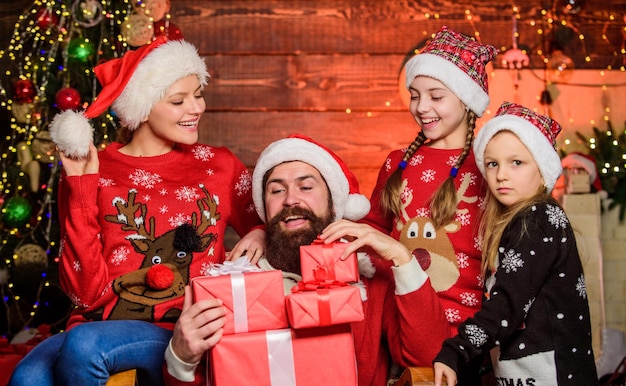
left=191, top=270, right=288, bottom=335
left=210, top=325, right=357, bottom=386
left=299, top=239, right=359, bottom=283
left=285, top=285, right=364, bottom=329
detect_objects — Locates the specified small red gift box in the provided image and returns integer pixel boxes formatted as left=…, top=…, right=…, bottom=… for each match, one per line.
left=285, top=284, right=364, bottom=329
left=299, top=239, right=359, bottom=283
left=191, top=270, right=288, bottom=335
left=210, top=325, right=357, bottom=386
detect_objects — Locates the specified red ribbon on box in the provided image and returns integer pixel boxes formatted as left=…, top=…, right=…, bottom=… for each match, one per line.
left=299, top=238, right=359, bottom=283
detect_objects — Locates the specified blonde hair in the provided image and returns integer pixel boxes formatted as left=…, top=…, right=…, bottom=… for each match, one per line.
left=479, top=187, right=553, bottom=273
left=380, top=111, right=477, bottom=229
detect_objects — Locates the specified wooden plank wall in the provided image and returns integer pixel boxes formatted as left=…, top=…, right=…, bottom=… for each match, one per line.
left=2, top=0, right=625, bottom=196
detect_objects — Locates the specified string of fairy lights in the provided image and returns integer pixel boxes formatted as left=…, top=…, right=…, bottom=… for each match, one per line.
left=0, top=0, right=178, bottom=337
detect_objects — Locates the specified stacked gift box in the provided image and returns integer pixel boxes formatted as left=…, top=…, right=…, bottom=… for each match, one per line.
left=191, top=239, right=364, bottom=386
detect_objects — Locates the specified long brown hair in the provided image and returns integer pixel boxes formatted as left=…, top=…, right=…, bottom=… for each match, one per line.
left=380, top=111, right=477, bottom=229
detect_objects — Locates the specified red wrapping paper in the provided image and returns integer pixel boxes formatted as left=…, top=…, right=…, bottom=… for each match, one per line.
left=191, top=270, right=288, bottom=335
left=210, top=325, right=357, bottom=386
left=299, top=240, right=359, bottom=283
left=285, top=285, right=364, bottom=329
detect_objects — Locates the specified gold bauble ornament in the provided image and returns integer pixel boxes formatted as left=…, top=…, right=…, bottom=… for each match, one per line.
left=133, top=0, right=170, bottom=21
left=14, top=243, right=48, bottom=269
left=11, top=103, right=35, bottom=124
left=122, top=13, right=154, bottom=47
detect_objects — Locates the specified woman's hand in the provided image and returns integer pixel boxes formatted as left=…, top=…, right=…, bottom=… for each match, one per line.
left=226, top=227, right=265, bottom=264
left=320, top=219, right=412, bottom=267
left=58, top=142, right=99, bottom=176
left=170, top=286, right=226, bottom=364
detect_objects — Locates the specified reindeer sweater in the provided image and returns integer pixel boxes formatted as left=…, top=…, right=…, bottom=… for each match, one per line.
left=57, top=142, right=263, bottom=330
left=364, top=146, right=485, bottom=337
left=163, top=256, right=451, bottom=386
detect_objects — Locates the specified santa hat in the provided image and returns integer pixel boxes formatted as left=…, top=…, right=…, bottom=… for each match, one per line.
left=49, top=36, right=209, bottom=158
left=474, top=101, right=563, bottom=192
left=561, top=152, right=605, bottom=194
left=252, top=134, right=371, bottom=223
left=404, top=26, right=497, bottom=117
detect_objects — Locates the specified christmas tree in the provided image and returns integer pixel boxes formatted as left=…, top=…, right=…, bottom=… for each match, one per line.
left=0, top=0, right=182, bottom=340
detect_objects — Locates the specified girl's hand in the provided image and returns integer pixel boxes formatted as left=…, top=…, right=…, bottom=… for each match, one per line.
left=434, top=362, right=457, bottom=386
left=58, top=142, right=99, bottom=176
left=227, top=227, right=265, bottom=264
left=170, top=286, right=226, bottom=364
left=319, top=219, right=412, bottom=267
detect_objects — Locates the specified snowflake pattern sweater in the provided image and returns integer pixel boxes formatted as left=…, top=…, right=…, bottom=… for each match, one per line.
left=364, top=146, right=485, bottom=336
left=434, top=202, right=597, bottom=385
left=57, top=142, right=263, bottom=330
left=163, top=255, right=450, bottom=386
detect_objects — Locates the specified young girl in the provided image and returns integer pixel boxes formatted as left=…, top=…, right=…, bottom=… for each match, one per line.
left=363, top=26, right=497, bottom=381
left=9, top=37, right=264, bottom=386
left=434, top=102, right=597, bottom=386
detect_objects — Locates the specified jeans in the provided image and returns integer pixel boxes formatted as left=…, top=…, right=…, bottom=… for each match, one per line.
left=8, top=320, right=173, bottom=386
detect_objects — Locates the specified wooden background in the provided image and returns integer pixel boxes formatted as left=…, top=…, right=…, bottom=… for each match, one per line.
left=2, top=0, right=626, bottom=197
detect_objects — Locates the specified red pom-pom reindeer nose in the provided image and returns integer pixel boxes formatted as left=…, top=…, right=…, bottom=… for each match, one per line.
left=145, top=264, right=174, bottom=290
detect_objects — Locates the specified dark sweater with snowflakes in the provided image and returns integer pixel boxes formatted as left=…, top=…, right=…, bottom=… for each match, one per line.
left=434, top=201, right=598, bottom=386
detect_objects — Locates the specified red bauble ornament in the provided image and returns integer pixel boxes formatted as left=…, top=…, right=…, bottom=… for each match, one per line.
left=153, top=20, right=183, bottom=40
left=55, top=87, right=82, bottom=111
left=36, top=8, right=58, bottom=30
left=14, top=79, right=36, bottom=103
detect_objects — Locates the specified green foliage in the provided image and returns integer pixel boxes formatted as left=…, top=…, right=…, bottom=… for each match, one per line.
left=575, top=121, right=626, bottom=222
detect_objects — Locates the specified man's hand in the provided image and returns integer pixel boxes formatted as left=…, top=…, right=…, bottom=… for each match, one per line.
left=226, top=227, right=265, bottom=264
left=170, top=286, right=226, bottom=364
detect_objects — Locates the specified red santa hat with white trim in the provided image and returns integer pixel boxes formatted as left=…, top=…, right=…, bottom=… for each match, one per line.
left=49, top=36, right=209, bottom=158
left=561, top=152, right=606, bottom=197
left=252, top=134, right=371, bottom=223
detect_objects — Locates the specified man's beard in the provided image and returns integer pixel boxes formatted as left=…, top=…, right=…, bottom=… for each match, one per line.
left=265, top=206, right=333, bottom=275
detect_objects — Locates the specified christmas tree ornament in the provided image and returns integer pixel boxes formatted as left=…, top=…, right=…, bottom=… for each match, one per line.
left=11, top=102, right=34, bottom=124
left=1, top=196, right=33, bottom=228
left=153, top=20, right=183, bottom=40
left=68, top=37, right=95, bottom=63
left=35, top=7, right=58, bottom=30
left=55, top=87, right=82, bottom=111
left=14, top=244, right=48, bottom=269
left=122, top=13, right=154, bottom=47
left=133, top=0, right=170, bottom=22
left=14, top=79, right=36, bottom=104
left=71, top=0, right=104, bottom=28
left=547, top=49, right=575, bottom=82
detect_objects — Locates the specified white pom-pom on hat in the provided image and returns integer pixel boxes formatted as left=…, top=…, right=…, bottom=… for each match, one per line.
left=49, top=110, right=94, bottom=159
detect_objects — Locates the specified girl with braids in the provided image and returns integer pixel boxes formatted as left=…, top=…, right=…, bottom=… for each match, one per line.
left=362, top=26, right=497, bottom=383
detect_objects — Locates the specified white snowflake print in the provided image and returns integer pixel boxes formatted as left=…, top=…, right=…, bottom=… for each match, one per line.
left=456, top=211, right=471, bottom=226
left=415, top=207, right=430, bottom=218
left=73, top=260, right=81, bottom=272
left=175, top=186, right=200, bottom=202
left=99, top=177, right=115, bottom=187
left=409, top=154, right=424, bottom=166
left=206, top=169, right=215, bottom=176
left=501, top=248, right=524, bottom=273
left=159, top=205, right=168, bottom=214
left=576, top=275, right=587, bottom=299
left=445, top=308, right=461, bottom=323
left=143, top=194, right=151, bottom=202
left=460, top=292, right=479, bottom=306
left=246, top=203, right=255, bottom=213
left=169, top=213, right=192, bottom=228
left=384, top=157, right=392, bottom=172
left=400, top=185, right=413, bottom=203
left=235, top=171, right=252, bottom=196
left=200, top=262, right=212, bottom=276
left=421, top=169, right=436, bottom=183
left=478, top=195, right=487, bottom=210
left=129, top=169, right=162, bottom=189
left=523, top=298, right=535, bottom=315
left=476, top=274, right=484, bottom=288
left=465, top=324, right=488, bottom=347
left=457, top=253, right=469, bottom=269
left=193, top=145, right=215, bottom=161
left=546, top=204, right=569, bottom=229
left=446, top=155, right=459, bottom=167
left=474, top=235, right=482, bottom=251
left=159, top=188, right=168, bottom=196
left=110, top=246, right=131, bottom=266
